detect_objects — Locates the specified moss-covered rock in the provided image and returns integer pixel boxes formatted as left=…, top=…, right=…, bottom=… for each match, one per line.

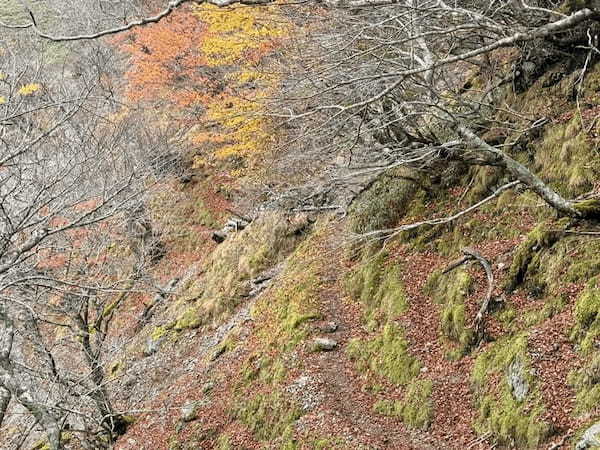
left=348, top=169, right=420, bottom=235
left=428, top=269, right=475, bottom=356
left=472, top=334, right=550, bottom=448
left=503, top=220, right=570, bottom=293
left=533, top=117, right=600, bottom=197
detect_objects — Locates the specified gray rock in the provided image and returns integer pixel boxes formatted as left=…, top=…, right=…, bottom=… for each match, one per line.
left=180, top=400, right=201, bottom=422
left=311, top=337, right=337, bottom=351
left=507, top=358, right=529, bottom=402
left=576, top=421, right=600, bottom=450
left=143, top=336, right=163, bottom=356
left=317, top=321, right=338, bottom=333
left=202, top=382, right=215, bottom=394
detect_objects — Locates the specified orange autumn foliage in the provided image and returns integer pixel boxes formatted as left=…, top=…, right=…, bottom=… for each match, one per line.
left=117, top=4, right=289, bottom=172
left=117, top=9, right=218, bottom=109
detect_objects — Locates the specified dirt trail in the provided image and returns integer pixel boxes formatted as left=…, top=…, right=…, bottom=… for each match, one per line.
left=290, top=234, right=447, bottom=449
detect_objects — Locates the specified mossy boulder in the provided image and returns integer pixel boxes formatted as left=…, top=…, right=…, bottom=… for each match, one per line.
left=503, top=219, right=570, bottom=293
left=427, top=269, right=475, bottom=356
left=348, top=168, right=421, bottom=235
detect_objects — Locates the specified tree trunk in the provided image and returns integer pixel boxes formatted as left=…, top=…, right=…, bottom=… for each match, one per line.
left=0, top=386, right=10, bottom=427
left=456, top=125, right=591, bottom=218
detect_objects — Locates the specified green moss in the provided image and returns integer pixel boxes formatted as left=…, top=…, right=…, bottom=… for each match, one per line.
left=311, top=437, right=346, bottom=449
left=102, top=298, right=121, bottom=318
left=210, top=332, right=238, bottom=360
left=194, top=199, right=220, bottom=228
left=151, top=326, right=168, bottom=341
left=347, top=323, right=420, bottom=386
left=345, top=251, right=408, bottom=329
left=441, top=303, right=475, bottom=355
left=571, top=277, right=600, bottom=354
left=430, top=269, right=473, bottom=305
left=559, top=238, right=600, bottom=286
left=473, top=334, right=528, bottom=385
left=496, top=307, right=517, bottom=328
left=373, top=379, right=433, bottom=429
left=428, top=269, right=475, bottom=355
left=31, top=432, right=73, bottom=450
left=534, top=117, right=600, bottom=197
left=503, top=220, right=569, bottom=293
left=256, top=269, right=321, bottom=351
left=101, top=283, right=133, bottom=318
left=475, top=390, right=549, bottom=449
left=107, top=360, right=123, bottom=379
left=239, top=355, right=287, bottom=387
left=251, top=222, right=329, bottom=353
left=574, top=199, right=600, bottom=219
left=348, top=169, right=420, bottom=235
left=559, top=0, right=596, bottom=13
left=472, top=334, right=550, bottom=448
left=464, top=166, right=505, bottom=204
left=169, top=212, right=311, bottom=333
left=215, top=434, right=233, bottom=450
left=232, top=391, right=301, bottom=444
left=568, top=353, right=600, bottom=415
left=174, top=306, right=202, bottom=331
left=373, top=399, right=397, bottom=416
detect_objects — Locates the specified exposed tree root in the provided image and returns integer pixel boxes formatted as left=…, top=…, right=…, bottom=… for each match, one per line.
left=443, top=247, right=494, bottom=343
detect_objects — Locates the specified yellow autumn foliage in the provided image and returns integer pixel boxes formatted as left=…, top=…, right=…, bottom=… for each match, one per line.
left=18, top=83, right=41, bottom=96
left=194, top=4, right=287, bottom=66
left=189, top=5, right=289, bottom=172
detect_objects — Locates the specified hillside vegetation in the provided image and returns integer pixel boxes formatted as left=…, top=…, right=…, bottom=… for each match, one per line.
left=1, top=0, right=600, bottom=449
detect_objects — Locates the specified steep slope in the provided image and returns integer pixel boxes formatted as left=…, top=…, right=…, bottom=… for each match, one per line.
left=103, top=52, right=600, bottom=450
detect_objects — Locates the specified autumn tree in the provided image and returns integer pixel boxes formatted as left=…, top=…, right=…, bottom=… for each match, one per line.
left=115, top=2, right=288, bottom=176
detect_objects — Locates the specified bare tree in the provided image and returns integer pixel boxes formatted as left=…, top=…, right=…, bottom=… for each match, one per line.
left=0, top=0, right=598, bottom=444
left=0, top=0, right=274, bottom=42
left=0, top=30, right=168, bottom=449
left=267, top=0, right=600, bottom=221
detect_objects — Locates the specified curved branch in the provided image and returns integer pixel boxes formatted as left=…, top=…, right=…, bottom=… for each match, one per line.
left=443, top=247, right=495, bottom=343
left=2, top=0, right=274, bottom=42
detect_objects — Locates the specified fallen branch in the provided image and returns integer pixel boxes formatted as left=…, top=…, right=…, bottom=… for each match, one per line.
left=357, top=180, right=520, bottom=241
left=443, top=247, right=494, bottom=343
left=548, top=432, right=571, bottom=450
left=562, top=229, right=600, bottom=236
